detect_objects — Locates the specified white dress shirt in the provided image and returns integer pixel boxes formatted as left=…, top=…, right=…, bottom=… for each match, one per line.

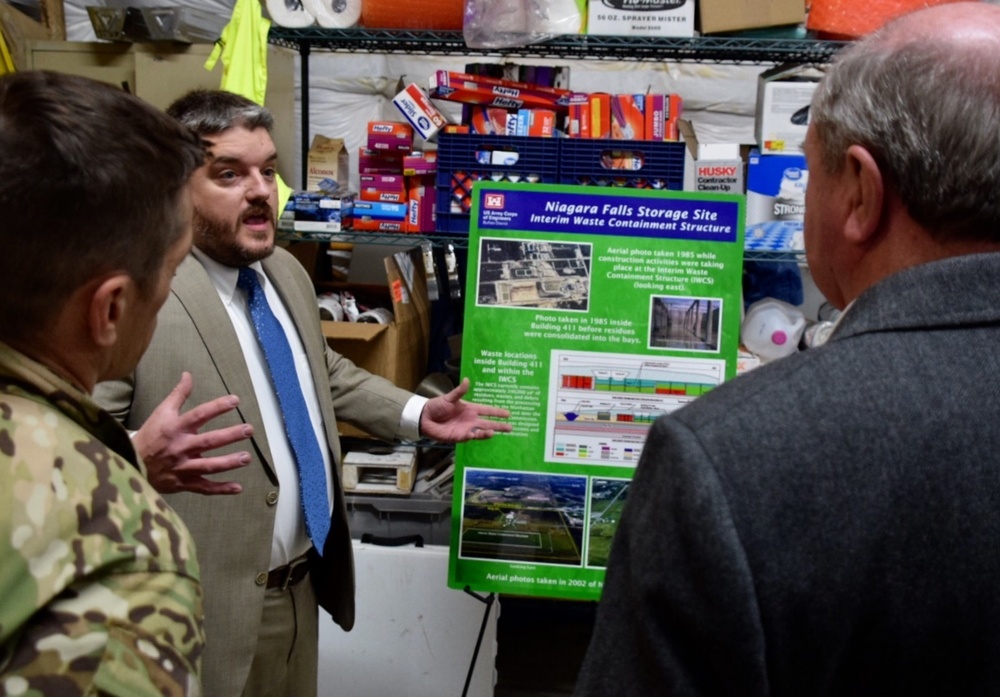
left=193, top=248, right=426, bottom=569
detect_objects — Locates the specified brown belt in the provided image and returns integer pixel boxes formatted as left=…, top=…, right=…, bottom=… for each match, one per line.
left=266, top=553, right=311, bottom=590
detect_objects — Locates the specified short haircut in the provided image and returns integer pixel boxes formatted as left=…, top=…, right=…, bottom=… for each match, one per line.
left=810, top=11, right=1000, bottom=242
left=167, top=89, right=274, bottom=137
left=0, top=70, right=205, bottom=341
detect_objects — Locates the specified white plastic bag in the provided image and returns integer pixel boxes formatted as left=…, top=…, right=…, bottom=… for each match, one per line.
left=463, top=0, right=583, bottom=49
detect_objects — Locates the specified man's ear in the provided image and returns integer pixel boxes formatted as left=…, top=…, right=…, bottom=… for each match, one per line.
left=843, top=144, right=885, bottom=246
left=88, top=273, right=131, bottom=348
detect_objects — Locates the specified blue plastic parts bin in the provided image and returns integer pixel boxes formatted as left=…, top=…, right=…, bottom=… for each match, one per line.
left=434, top=134, right=686, bottom=234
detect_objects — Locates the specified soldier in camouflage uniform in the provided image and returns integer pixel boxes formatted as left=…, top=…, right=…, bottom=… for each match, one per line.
left=0, top=71, right=208, bottom=695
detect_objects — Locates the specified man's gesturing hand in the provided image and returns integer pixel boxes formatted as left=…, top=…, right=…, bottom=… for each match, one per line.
left=419, top=378, right=513, bottom=443
left=132, top=372, right=253, bottom=495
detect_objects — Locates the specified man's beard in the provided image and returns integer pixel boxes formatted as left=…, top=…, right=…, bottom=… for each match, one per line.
left=193, top=204, right=275, bottom=267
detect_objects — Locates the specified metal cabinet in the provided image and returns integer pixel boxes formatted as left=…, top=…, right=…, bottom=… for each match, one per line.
left=25, top=39, right=298, bottom=185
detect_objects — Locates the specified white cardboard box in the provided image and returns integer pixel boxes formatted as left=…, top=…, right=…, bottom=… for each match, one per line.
left=755, top=63, right=824, bottom=155
left=587, top=0, right=695, bottom=37
left=342, top=447, right=417, bottom=495
left=680, top=119, right=744, bottom=195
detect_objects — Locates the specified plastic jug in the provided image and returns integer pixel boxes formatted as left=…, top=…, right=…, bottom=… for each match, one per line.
left=741, top=297, right=807, bottom=362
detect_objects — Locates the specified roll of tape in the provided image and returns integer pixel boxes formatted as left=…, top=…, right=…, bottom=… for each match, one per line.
left=266, top=0, right=316, bottom=28
left=317, top=295, right=345, bottom=322
left=302, top=0, right=361, bottom=28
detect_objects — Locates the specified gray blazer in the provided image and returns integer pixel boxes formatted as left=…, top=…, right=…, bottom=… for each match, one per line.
left=95, top=247, right=413, bottom=696
left=575, top=252, right=1000, bottom=696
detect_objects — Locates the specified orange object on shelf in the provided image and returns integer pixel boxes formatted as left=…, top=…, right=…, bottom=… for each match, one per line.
left=806, top=0, right=963, bottom=38
left=361, top=0, right=464, bottom=30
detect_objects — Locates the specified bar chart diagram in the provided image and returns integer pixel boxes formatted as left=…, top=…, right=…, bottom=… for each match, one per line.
left=545, top=349, right=725, bottom=466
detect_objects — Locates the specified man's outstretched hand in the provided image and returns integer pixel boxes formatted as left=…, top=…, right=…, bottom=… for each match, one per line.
left=419, top=378, right=513, bottom=442
left=132, top=372, right=253, bottom=495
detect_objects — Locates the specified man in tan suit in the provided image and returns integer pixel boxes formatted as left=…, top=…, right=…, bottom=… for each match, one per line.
left=95, top=89, right=511, bottom=697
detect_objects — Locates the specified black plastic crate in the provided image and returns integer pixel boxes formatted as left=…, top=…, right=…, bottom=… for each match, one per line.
left=558, top=138, right=685, bottom=190
left=435, top=133, right=561, bottom=234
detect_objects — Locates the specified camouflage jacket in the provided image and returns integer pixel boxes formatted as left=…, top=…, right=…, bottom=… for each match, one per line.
left=0, top=342, right=205, bottom=696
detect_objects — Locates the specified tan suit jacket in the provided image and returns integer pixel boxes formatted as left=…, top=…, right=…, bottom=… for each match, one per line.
left=95, top=247, right=413, bottom=697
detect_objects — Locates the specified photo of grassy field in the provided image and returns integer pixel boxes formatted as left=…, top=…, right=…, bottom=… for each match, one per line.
left=459, top=469, right=587, bottom=566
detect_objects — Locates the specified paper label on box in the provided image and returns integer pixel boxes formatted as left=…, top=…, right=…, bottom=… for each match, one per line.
left=391, top=278, right=410, bottom=305
left=587, top=0, right=695, bottom=36
left=688, top=160, right=744, bottom=194
left=392, top=83, right=447, bottom=141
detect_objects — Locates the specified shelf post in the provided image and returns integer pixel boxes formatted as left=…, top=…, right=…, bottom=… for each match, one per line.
left=299, top=39, right=310, bottom=189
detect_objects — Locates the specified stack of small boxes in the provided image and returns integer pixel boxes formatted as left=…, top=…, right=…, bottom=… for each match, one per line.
left=428, top=70, right=568, bottom=137
left=420, top=68, right=683, bottom=143
left=279, top=135, right=355, bottom=234
left=566, top=92, right=682, bottom=142
left=356, top=121, right=438, bottom=234
left=745, top=64, right=824, bottom=254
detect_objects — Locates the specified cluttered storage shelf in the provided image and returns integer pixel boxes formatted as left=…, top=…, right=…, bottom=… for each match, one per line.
left=266, top=27, right=849, bottom=64
left=277, top=224, right=802, bottom=262
left=270, top=28, right=848, bottom=262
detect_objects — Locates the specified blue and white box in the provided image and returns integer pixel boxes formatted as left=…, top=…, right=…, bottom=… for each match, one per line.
left=353, top=200, right=408, bottom=221
left=744, top=148, right=807, bottom=253
left=279, top=190, right=355, bottom=233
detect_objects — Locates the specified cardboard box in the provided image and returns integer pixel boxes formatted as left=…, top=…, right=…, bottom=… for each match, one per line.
left=359, top=174, right=407, bottom=203
left=402, top=150, right=438, bottom=176
left=611, top=94, right=645, bottom=140
left=514, top=108, right=557, bottom=137
left=429, top=71, right=573, bottom=111
left=744, top=148, right=808, bottom=253
left=278, top=190, right=355, bottom=233
left=644, top=94, right=666, bottom=141
left=358, top=148, right=405, bottom=175
left=322, top=246, right=431, bottom=438
left=698, top=0, right=805, bottom=35
left=468, top=106, right=513, bottom=135
left=642, top=93, right=682, bottom=142
left=342, top=446, right=417, bottom=495
left=391, top=82, right=448, bottom=141
left=307, top=135, right=350, bottom=192
left=359, top=189, right=406, bottom=204
left=406, top=177, right=435, bottom=233
left=567, top=94, right=591, bottom=138
left=680, top=120, right=744, bottom=194
left=755, top=63, right=824, bottom=154
left=587, top=0, right=695, bottom=37
left=367, top=120, right=414, bottom=152
left=353, top=200, right=408, bottom=221
left=350, top=219, right=407, bottom=232
left=589, top=93, right=611, bottom=139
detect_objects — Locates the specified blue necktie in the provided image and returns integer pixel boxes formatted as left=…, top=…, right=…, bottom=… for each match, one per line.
left=237, top=267, right=330, bottom=555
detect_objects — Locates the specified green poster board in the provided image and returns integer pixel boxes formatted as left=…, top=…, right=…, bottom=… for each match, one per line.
left=448, top=181, right=745, bottom=601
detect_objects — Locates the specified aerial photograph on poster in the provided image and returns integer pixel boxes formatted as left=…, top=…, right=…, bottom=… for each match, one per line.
left=586, top=478, right=630, bottom=568
left=459, top=468, right=587, bottom=567
left=475, top=237, right=592, bottom=311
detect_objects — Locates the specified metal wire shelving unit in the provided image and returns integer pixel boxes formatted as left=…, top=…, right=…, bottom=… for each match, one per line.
left=269, top=28, right=847, bottom=260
